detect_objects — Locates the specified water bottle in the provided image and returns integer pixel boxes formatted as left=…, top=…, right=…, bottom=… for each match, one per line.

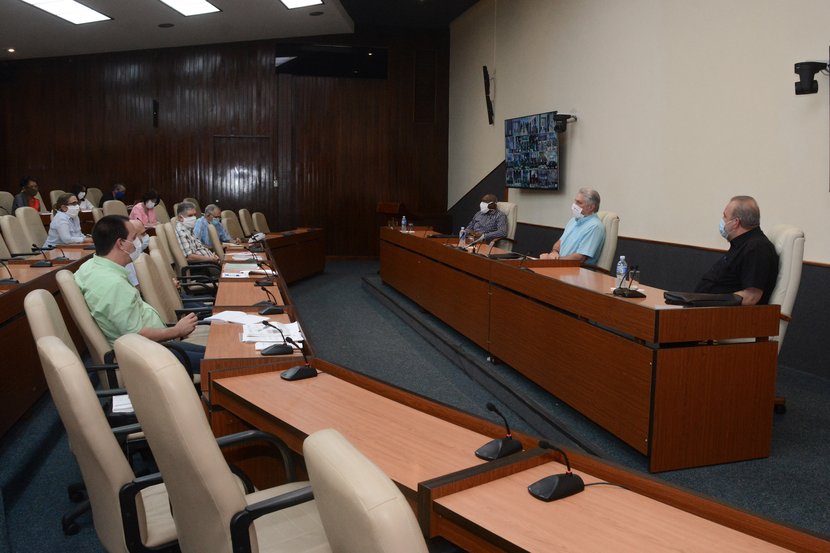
left=615, top=255, right=628, bottom=289
left=401, top=215, right=408, bottom=232
left=458, top=226, right=467, bottom=247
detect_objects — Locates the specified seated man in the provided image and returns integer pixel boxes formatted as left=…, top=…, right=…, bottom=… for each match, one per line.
left=465, top=194, right=507, bottom=244
left=695, top=195, right=778, bottom=305
left=174, top=201, right=220, bottom=264
left=540, top=187, right=605, bottom=265
left=74, top=215, right=203, bottom=373
left=193, top=203, right=238, bottom=248
left=101, top=182, right=127, bottom=204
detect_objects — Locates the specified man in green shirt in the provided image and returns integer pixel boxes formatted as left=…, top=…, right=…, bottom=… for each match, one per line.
left=75, top=215, right=203, bottom=372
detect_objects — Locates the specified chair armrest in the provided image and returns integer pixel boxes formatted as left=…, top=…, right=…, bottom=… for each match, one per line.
left=216, top=429, right=296, bottom=483
left=119, top=473, right=179, bottom=553
left=175, top=306, right=213, bottom=319
left=229, top=486, right=314, bottom=553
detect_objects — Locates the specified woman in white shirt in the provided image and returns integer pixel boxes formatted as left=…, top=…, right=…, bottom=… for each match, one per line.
left=44, top=193, right=91, bottom=247
left=71, top=184, right=95, bottom=210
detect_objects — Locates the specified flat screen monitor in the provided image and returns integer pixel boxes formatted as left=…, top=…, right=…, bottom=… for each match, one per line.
left=505, top=111, right=559, bottom=190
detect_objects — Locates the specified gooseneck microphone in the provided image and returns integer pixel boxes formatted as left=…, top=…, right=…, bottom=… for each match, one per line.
left=474, top=402, right=523, bottom=460
left=254, top=286, right=283, bottom=315
left=30, top=245, right=53, bottom=268
left=254, top=259, right=277, bottom=287
left=0, top=259, right=19, bottom=284
left=260, top=321, right=293, bottom=356
left=281, top=336, right=317, bottom=381
left=527, top=440, right=585, bottom=502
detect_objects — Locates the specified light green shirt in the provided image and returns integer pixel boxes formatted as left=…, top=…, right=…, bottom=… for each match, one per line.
left=74, top=255, right=164, bottom=345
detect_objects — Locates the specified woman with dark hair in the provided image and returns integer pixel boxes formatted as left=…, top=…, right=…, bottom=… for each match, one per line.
left=128, top=189, right=160, bottom=228
left=70, top=184, right=95, bottom=210
left=44, top=193, right=91, bottom=247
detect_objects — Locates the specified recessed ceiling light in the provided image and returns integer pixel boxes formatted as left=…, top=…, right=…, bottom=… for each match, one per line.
left=157, top=0, right=220, bottom=16
left=19, top=0, right=110, bottom=25
left=280, top=0, right=323, bottom=9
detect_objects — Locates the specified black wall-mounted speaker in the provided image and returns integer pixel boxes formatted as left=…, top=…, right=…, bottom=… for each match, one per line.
left=483, top=65, right=494, bottom=125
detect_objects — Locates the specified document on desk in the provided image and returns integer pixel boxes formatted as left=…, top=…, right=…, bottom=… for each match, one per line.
left=205, top=311, right=268, bottom=325
left=221, top=263, right=278, bottom=278
left=241, top=321, right=304, bottom=343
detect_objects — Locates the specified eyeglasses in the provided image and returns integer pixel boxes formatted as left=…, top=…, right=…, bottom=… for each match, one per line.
left=67, top=201, right=79, bottom=206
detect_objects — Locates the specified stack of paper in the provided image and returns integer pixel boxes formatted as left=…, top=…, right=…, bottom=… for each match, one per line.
left=241, top=321, right=304, bottom=343
left=205, top=311, right=267, bottom=324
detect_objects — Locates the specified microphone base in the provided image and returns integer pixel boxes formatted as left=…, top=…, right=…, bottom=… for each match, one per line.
left=259, top=305, right=284, bottom=315
left=53, top=256, right=70, bottom=261
left=255, top=278, right=274, bottom=287
left=613, top=287, right=646, bottom=298
left=0, top=278, right=19, bottom=285
left=475, top=437, right=523, bottom=461
left=528, top=473, right=585, bottom=502
left=31, top=260, right=53, bottom=268
left=280, top=364, right=318, bottom=381
left=261, top=343, right=294, bottom=356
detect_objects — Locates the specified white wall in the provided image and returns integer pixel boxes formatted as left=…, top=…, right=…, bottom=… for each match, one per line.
left=449, top=0, right=830, bottom=262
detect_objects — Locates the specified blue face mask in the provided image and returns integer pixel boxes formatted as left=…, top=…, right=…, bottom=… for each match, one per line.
left=115, top=190, right=125, bottom=200
left=719, top=218, right=732, bottom=240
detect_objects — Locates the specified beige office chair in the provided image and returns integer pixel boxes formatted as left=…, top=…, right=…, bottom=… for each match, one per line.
left=15, top=206, right=48, bottom=248
left=0, top=191, right=14, bottom=216
left=493, top=202, right=518, bottom=252
left=148, top=235, right=176, bottom=279
left=0, top=232, right=14, bottom=261
left=595, top=211, right=620, bottom=273
left=49, top=189, right=66, bottom=207
left=207, top=223, right=226, bottom=262
left=183, top=197, right=201, bottom=214
left=103, top=200, right=129, bottom=217
left=154, top=199, right=170, bottom=224
left=221, top=210, right=245, bottom=241
left=113, top=334, right=330, bottom=553
left=85, top=187, right=103, bottom=208
left=252, top=212, right=271, bottom=234
left=171, top=202, right=181, bottom=218
left=158, top=222, right=219, bottom=295
left=304, top=428, right=428, bottom=553
left=1, top=214, right=37, bottom=256
left=91, top=207, right=104, bottom=223
left=36, top=336, right=178, bottom=553
left=239, top=209, right=255, bottom=237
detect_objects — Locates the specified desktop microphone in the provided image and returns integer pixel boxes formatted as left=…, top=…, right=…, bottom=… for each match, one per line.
left=30, top=245, right=53, bottom=267
left=281, top=336, right=317, bottom=381
left=518, top=252, right=533, bottom=272
left=254, top=260, right=277, bottom=287
left=51, top=245, right=69, bottom=261
left=474, top=402, right=523, bottom=460
left=260, top=321, right=294, bottom=355
left=528, top=440, right=585, bottom=502
left=0, top=259, right=19, bottom=284
left=254, top=286, right=283, bottom=315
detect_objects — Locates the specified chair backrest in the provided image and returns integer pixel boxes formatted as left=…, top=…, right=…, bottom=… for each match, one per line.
left=766, top=224, right=805, bottom=351
left=160, top=222, right=188, bottom=274
left=238, top=209, right=254, bottom=237
left=56, top=269, right=113, bottom=368
left=183, top=197, right=201, bottom=214
left=86, top=187, right=103, bottom=208
left=595, top=211, right=620, bottom=273
left=154, top=199, right=170, bottom=224
left=91, top=207, right=104, bottom=223
left=0, top=191, right=14, bottom=216
left=34, top=191, right=49, bottom=213
left=114, top=334, right=248, bottom=553
left=148, top=235, right=176, bottom=279
left=0, top=214, right=34, bottom=255
left=134, top=252, right=181, bottom=324
left=49, top=189, right=66, bottom=207
left=171, top=202, right=181, bottom=218
left=24, top=289, right=81, bottom=358
left=35, top=336, right=140, bottom=553
left=221, top=213, right=244, bottom=241
left=15, top=206, right=48, bottom=248
left=150, top=248, right=183, bottom=307
left=304, top=428, right=428, bottom=553
left=206, top=223, right=225, bottom=262
left=0, top=232, right=13, bottom=259
left=103, top=200, right=129, bottom=217
left=493, top=202, right=518, bottom=251
left=252, top=212, right=271, bottom=234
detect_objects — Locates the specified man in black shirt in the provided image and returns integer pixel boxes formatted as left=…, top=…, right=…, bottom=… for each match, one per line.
left=695, top=195, right=778, bottom=305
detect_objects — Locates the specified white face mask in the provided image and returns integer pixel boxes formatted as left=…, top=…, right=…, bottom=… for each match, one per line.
left=182, top=216, right=197, bottom=229
left=122, top=238, right=141, bottom=262
left=77, top=191, right=86, bottom=200
left=145, top=200, right=156, bottom=209
left=480, top=202, right=490, bottom=214
left=571, top=202, right=584, bottom=219
left=66, top=205, right=81, bottom=218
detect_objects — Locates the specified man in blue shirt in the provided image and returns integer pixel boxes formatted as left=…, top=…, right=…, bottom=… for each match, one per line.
left=192, top=204, right=238, bottom=247
left=540, top=188, right=605, bottom=265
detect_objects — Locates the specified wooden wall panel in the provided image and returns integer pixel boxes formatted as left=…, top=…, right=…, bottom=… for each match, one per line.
left=0, top=30, right=449, bottom=256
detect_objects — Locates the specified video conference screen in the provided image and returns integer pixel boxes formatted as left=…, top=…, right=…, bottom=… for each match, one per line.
left=504, top=111, right=559, bottom=190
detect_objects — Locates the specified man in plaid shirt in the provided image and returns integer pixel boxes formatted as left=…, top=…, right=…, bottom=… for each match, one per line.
left=174, top=202, right=220, bottom=264
left=466, top=193, right=507, bottom=243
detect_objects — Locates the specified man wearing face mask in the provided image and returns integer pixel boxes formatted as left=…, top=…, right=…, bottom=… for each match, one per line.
left=44, top=193, right=91, bottom=247
left=694, top=196, right=778, bottom=305
left=74, top=215, right=203, bottom=373
left=465, top=194, right=507, bottom=244
left=174, top=202, right=220, bottom=263
left=12, top=176, right=42, bottom=213
left=129, top=190, right=160, bottom=227
left=101, top=183, right=127, bottom=204
left=540, top=187, right=605, bottom=265
left=193, top=204, right=239, bottom=247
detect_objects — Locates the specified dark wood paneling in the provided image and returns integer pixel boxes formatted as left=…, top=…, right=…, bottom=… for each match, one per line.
left=0, top=30, right=449, bottom=256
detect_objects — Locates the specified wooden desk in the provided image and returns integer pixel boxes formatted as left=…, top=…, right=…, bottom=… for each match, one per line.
left=212, top=360, right=827, bottom=553
left=262, top=228, right=325, bottom=284
left=213, top=280, right=286, bottom=309
left=380, top=228, right=780, bottom=472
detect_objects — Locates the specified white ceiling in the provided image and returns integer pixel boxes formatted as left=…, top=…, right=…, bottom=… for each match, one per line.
left=0, top=0, right=355, bottom=60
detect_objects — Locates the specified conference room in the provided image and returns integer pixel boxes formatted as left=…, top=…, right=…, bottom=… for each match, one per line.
left=1, top=0, right=828, bottom=552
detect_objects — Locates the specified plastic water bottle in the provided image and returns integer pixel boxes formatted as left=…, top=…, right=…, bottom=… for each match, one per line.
left=401, top=215, right=408, bottom=232
left=615, top=255, right=628, bottom=289
left=458, top=226, right=467, bottom=247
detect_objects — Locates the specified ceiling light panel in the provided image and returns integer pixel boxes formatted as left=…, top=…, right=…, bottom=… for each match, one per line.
left=157, top=0, right=220, bottom=16
left=20, top=0, right=110, bottom=25
left=280, top=0, right=323, bottom=9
